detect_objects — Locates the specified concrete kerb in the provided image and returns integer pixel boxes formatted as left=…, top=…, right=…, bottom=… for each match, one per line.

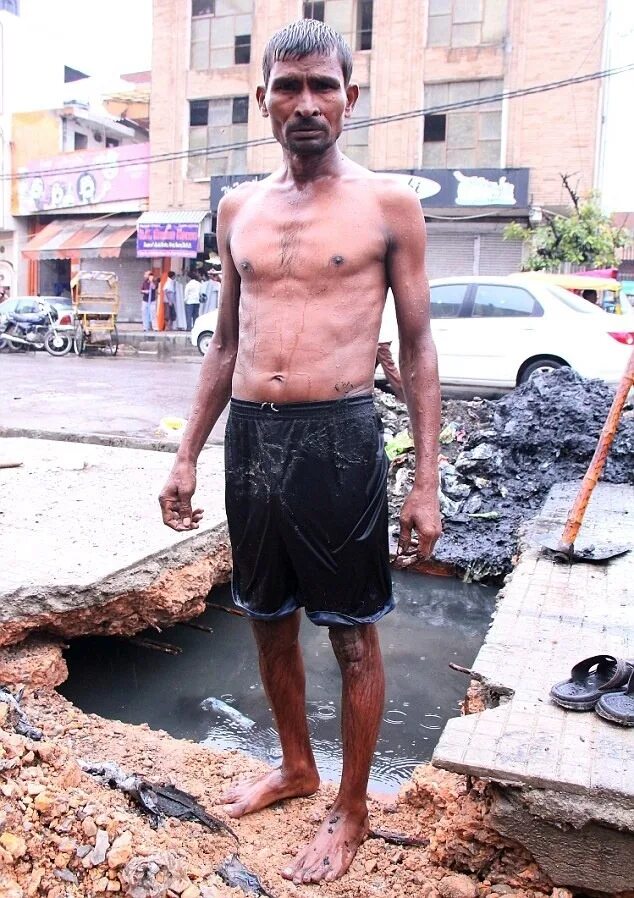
left=0, top=426, right=185, bottom=453
left=117, top=329, right=199, bottom=357
left=432, top=481, right=634, bottom=894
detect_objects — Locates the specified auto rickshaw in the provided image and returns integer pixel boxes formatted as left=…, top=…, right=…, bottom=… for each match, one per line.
left=519, top=272, right=630, bottom=315
left=71, top=271, right=120, bottom=355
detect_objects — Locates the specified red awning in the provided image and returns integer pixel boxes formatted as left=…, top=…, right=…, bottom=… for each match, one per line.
left=22, top=217, right=137, bottom=260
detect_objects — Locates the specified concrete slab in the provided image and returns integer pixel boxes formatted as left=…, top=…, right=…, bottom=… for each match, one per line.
left=0, top=438, right=231, bottom=645
left=432, top=481, right=634, bottom=892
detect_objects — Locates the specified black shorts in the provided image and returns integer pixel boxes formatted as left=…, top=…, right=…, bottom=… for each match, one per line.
left=225, top=396, right=393, bottom=627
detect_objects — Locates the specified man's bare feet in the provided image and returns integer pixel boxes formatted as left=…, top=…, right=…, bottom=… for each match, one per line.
left=219, top=765, right=320, bottom=818
left=281, top=802, right=369, bottom=884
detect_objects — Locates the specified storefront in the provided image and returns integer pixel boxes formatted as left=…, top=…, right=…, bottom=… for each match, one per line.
left=21, top=216, right=145, bottom=322
left=136, top=210, right=213, bottom=329
left=14, top=142, right=150, bottom=319
left=209, top=168, right=530, bottom=279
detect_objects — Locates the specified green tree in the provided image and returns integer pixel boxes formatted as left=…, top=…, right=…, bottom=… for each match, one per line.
left=504, top=176, right=630, bottom=271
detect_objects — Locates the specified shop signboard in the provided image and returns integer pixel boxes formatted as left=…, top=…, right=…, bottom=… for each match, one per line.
left=14, top=143, right=149, bottom=216
left=210, top=168, right=529, bottom=212
left=136, top=223, right=201, bottom=258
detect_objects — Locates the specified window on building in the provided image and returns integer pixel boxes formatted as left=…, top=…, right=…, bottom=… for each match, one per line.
left=338, top=86, right=370, bottom=166
left=188, top=96, right=249, bottom=179
left=191, top=0, right=253, bottom=70
left=234, top=33, right=251, bottom=64
left=422, top=80, right=502, bottom=168
left=427, top=0, right=507, bottom=49
left=472, top=284, right=542, bottom=318
left=192, top=0, right=214, bottom=15
left=302, top=1, right=363, bottom=46
left=356, top=0, right=373, bottom=49
left=423, top=114, right=446, bottom=143
left=74, top=132, right=88, bottom=150
left=105, top=137, right=120, bottom=148
left=303, top=0, right=325, bottom=20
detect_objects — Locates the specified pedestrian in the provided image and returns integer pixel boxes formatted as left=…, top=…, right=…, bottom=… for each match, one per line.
left=163, top=271, right=177, bottom=330
left=141, top=271, right=157, bottom=331
left=205, top=271, right=221, bottom=312
left=159, top=19, right=441, bottom=885
left=376, top=289, right=405, bottom=401
left=184, top=271, right=201, bottom=330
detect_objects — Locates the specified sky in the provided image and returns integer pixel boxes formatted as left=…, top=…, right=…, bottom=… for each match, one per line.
left=19, top=0, right=152, bottom=80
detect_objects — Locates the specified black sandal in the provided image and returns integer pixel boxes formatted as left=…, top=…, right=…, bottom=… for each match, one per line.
left=595, top=669, right=634, bottom=726
left=550, top=655, right=633, bottom=711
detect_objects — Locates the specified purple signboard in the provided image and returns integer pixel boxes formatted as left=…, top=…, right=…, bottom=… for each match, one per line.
left=136, top=223, right=201, bottom=258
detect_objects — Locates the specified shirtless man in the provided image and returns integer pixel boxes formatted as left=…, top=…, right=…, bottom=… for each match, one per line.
left=159, top=19, right=441, bottom=884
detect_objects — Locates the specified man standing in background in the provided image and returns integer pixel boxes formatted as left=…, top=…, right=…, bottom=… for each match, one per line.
left=141, top=271, right=156, bottom=332
left=163, top=271, right=177, bottom=330
left=184, top=271, right=201, bottom=330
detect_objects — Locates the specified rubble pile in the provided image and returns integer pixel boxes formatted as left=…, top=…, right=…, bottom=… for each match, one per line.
left=375, top=368, right=634, bottom=581
left=0, top=689, right=570, bottom=898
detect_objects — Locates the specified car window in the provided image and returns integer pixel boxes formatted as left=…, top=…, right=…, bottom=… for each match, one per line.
left=472, top=284, right=542, bottom=318
left=429, top=284, right=468, bottom=319
left=16, top=299, right=40, bottom=314
left=545, top=285, right=605, bottom=314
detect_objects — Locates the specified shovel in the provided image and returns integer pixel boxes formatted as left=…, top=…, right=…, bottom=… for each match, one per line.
left=542, top=345, right=634, bottom=563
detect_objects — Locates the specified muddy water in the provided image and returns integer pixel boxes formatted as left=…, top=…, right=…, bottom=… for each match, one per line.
left=61, top=571, right=495, bottom=792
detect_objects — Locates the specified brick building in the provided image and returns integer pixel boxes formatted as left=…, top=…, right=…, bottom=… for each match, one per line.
left=148, top=0, right=607, bottom=277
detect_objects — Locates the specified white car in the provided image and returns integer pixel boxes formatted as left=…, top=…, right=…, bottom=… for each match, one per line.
left=191, top=309, right=218, bottom=355
left=389, top=276, right=633, bottom=389
left=193, top=277, right=633, bottom=389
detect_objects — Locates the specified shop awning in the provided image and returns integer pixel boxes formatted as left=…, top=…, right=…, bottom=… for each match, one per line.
left=136, top=210, right=211, bottom=258
left=22, top=217, right=138, bottom=261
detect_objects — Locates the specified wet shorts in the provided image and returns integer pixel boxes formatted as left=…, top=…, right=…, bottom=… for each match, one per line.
left=225, top=395, right=393, bottom=627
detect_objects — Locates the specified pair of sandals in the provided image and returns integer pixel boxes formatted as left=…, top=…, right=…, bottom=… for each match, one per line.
left=550, top=654, right=634, bottom=726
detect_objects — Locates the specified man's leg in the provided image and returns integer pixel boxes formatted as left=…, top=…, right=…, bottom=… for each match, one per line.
left=142, top=302, right=150, bottom=331
left=221, top=611, right=320, bottom=817
left=283, top=623, right=385, bottom=884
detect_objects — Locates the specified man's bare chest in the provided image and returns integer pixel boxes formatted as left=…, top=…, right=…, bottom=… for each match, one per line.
left=230, top=197, right=386, bottom=279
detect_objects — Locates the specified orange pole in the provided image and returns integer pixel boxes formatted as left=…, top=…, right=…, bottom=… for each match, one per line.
left=558, top=346, right=634, bottom=551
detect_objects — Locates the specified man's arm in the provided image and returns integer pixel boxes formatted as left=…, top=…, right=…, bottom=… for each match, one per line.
left=159, top=195, right=241, bottom=531
left=383, top=182, right=442, bottom=560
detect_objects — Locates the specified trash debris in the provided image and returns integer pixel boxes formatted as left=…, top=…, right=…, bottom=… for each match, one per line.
left=201, top=697, right=256, bottom=730
left=80, top=761, right=237, bottom=841
left=217, top=854, right=275, bottom=897
left=375, top=367, right=634, bottom=582
left=385, top=430, right=415, bottom=461
left=369, top=827, right=430, bottom=848
left=157, top=416, right=187, bottom=437
left=0, top=686, right=43, bottom=740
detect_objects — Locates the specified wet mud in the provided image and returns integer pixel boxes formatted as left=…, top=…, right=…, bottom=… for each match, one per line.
left=376, top=368, right=634, bottom=582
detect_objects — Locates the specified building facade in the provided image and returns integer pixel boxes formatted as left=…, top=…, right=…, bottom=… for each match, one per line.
left=149, top=0, right=607, bottom=278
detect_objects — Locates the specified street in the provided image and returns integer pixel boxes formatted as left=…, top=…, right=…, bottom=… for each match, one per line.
left=0, top=352, right=227, bottom=445
left=1, top=352, right=502, bottom=449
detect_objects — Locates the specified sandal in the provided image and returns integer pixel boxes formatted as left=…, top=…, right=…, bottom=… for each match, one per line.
left=595, top=669, right=634, bottom=726
left=550, top=655, right=633, bottom=711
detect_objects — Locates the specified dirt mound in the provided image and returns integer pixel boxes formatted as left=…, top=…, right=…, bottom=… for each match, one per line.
left=0, top=689, right=562, bottom=898
left=375, top=368, right=634, bottom=581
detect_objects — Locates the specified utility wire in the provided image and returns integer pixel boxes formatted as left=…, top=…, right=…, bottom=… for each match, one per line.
left=7, top=62, right=634, bottom=183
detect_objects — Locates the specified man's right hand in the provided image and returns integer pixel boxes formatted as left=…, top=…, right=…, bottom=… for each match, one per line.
left=159, top=461, right=204, bottom=531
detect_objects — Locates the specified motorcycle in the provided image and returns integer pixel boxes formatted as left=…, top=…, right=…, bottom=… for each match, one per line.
left=0, top=301, right=74, bottom=356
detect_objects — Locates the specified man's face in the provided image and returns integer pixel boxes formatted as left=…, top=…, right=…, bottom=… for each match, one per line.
left=257, top=51, right=358, bottom=156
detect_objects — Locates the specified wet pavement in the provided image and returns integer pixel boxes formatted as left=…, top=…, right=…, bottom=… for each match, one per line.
left=60, top=571, right=496, bottom=793
left=0, top=352, right=227, bottom=445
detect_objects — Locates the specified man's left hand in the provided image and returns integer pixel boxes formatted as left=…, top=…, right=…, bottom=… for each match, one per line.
left=396, top=486, right=442, bottom=566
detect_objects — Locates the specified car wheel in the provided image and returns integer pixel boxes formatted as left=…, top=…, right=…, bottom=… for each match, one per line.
left=197, top=331, right=213, bottom=356
left=519, top=358, right=567, bottom=384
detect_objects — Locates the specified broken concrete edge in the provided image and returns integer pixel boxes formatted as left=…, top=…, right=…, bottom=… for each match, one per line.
left=0, top=523, right=232, bottom=650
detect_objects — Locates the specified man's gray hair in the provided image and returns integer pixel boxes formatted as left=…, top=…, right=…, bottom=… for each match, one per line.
left=262, top=19, right=353, bottom=86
